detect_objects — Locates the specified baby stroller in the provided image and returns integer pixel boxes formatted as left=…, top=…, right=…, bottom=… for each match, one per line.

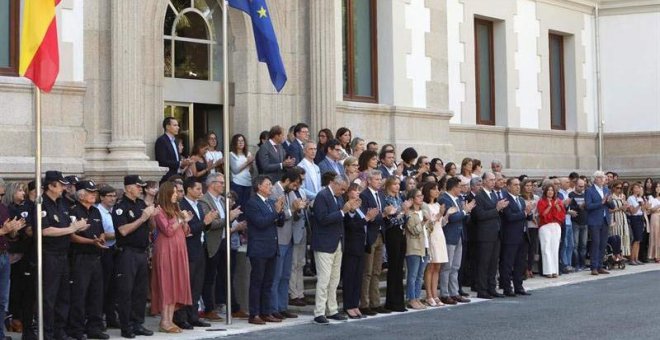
left=603, top=236, right=626, bottom=270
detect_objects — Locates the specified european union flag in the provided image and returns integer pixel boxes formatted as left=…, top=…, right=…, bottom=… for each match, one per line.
left=229, top=0, right=287, bottom=92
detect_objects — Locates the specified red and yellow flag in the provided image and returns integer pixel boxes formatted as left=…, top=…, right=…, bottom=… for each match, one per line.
left=19, top=0, right=61, bottom=93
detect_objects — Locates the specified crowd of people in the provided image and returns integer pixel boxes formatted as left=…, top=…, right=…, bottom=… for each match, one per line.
left=2, top=117, right=659, bottom=339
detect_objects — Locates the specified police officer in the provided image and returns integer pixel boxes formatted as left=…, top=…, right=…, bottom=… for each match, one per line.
left=63, top=175, right=80, bottom=210
left=41, top=171, right=89, bottom=340
left=112, top=175, right=156, bottom=338
left=67, top=180, right=110, bottom=340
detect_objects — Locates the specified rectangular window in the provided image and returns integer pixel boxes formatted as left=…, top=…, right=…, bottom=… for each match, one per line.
left=474, top=19, right=495, bottom=125
left=0, top=0, right=20, bottom=76
left=549, top=33, right=566, bottom=130
left=343, top=0, right=378, bottom=102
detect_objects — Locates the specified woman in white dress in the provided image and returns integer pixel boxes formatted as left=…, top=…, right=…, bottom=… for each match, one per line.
left=421, top=181, right=449, bottom=307
left=647, top=183, right=660, bottom=262
left=204, top=131, right=224, bottom=174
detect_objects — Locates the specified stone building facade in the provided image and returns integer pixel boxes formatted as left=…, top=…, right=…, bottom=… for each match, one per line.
left=0, top=0, right=658, bottom=184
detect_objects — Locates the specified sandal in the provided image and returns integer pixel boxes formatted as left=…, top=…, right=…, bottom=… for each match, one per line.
left=426, top=298, right=438, bottom=307
left=159, top=325, right=182, bottom=333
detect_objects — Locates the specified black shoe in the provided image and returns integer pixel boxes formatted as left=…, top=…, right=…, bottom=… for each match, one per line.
left=459, top=290, right=470, bottom=297
left=313, top=316, right=329, bottom=325
left=86, top=331, right=109, bottom=340
left=174, top=321, right=193, bottom=330
left=359, top=308, right=377, bottom=316
left=374, top=306, right=391, bottom=314
left=477, top=292, right=493, bottom=299
left=191, top=320, right=211, bottom=327
left=120, top=331, right=135, bottom=339
left=489, top=291, right=505, bottom=298
left=327, top=313, right=347, bottom=321
left=515, top=290, right=531, bottom=296
left=390, top=307, right=408, bottom=312
left=503, top=291, right=516, bottom=297
left=132, top=325, right=153, bottom=336
left=105, top=319, right=120, bottom=329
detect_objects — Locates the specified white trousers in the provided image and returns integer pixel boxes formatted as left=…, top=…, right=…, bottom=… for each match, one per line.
left=313, top=244, right=343, bottom=317
left=539, top=223, right=561, bottom=275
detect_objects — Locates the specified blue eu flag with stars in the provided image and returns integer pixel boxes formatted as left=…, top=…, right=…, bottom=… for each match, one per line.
left=229, top=0, right=287, bottom=92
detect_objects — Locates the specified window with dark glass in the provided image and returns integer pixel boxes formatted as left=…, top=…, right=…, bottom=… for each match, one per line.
left=549, top=33, right=566, bottom=130
left=0, top=0, right=19, bottom=76
left=474, top=18, right=495, bottom=125
left=164, top=0, right=223, bottom=81
left=343, top=0, right=378, bottom=102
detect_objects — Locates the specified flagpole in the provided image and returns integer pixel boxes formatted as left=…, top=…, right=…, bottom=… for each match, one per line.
left=34, top=86, right=45, bottom=340
left=222, top=0, right=232, bottom=326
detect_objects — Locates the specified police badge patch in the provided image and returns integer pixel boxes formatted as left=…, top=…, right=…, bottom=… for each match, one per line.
left=54, top=215, right=59, bottom=223
left=41, top=211, right=47, bottom=218
left=115, top=209, right=123, bottom=216
left=129, top=210, right=135, bottom=218
left=21, top=211, right=29, bottom=218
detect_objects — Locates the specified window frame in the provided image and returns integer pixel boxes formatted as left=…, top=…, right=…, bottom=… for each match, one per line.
left=549, top=33, right=566, bottom=130
left=474, top=18, right=495, bottom=126
left=343, top=0, right=378, bottom=103
left=0, top=0, right=20, bottom=76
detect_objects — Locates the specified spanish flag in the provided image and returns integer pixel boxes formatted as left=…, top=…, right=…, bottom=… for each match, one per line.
left=19, top=0, right=61, bottom=93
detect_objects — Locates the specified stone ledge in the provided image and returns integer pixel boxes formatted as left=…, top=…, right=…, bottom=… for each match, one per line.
left=336, top=101, right=453, bottom=119
left=0, top=77, right=86, bottom=95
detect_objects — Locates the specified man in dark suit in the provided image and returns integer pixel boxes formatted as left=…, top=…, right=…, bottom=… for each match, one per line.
left=285, top=123, right=309, bottom=165
left=377, top=149, right=398, bottom=179
left=256, top=126, right=296, bottom=180
left=499, top=178, right=532, bottom=296
left=358, top=170, right=395, bottom=315
left=311, top=176, right=357, bottom=324
left=463, top=177, right=482, bottom=293
left=155, top=117, right=191, bottom=184
left=244, top=175, right=285, bottom=325
left=439, top=177, right=474, bottom=304
left=318, top=139, right=345, bottom=177
left=471, top=172, right=509, bottom=299
left=174, top=178, right=218, bottom=329
left=585, top=171, right=613, bottom=275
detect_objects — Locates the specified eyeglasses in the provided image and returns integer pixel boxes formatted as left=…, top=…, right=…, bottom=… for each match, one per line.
left=615, top=186, right=622, bottom=189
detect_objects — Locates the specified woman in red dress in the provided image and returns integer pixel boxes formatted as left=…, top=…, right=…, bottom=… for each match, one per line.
left=150, top=181, right=192, bottom=333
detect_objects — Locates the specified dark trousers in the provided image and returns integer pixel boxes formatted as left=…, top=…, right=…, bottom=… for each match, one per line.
left=476, top=240, right=500, bottom=294
left=9, top=255, right=36, bottom=327
left=175, top=255, right=205, bottom=324
left=101, top=247, right=118, bottom=323
left=68, top=254, right=104, bottom=337
left=248, top=256, right=275, bottom=317
left=384, top=227, right=406, bottom=310
left=589, top=221, right=609, bottom=270
left=203, top=240, right=240, bottom=313
left=42, top=253, right=70, bottom=340
left=499, top=242, right=526, bottom=293
left=640, top=231, right=650, bottom=262
left=232, top=183, right=252, bottom=208
left=341, top=253, right=365, bottom=310
left=115, top=248, right=148, bottom=333
left=527, top=228, right=540, bottom=272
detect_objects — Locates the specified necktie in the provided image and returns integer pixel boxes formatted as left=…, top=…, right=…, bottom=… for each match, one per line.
left=490, top=191, right=497, bottom=203
left=265, top=199, right=273, bottom=212
left=496, top=191, right=502, bottom=200
left=374, top=192, right=382, bottom=211
left=516, top=197, right=522, bottom=210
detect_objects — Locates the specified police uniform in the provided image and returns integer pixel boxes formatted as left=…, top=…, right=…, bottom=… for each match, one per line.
left=7, top=199, right=37, bottom=340
left=67, top=180, right=109, bottom=340
left=40, top=171, right=72, bottom=340
left=111, top=175, right=152, bottom=337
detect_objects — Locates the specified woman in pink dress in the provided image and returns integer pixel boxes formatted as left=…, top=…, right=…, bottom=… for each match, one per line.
left=150, top=181, right=192, bottom=333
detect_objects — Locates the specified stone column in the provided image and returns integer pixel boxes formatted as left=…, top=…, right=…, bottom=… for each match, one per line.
left=309, top=0, right=338, bottom=132
left=107, top=0, right=148, bottom=160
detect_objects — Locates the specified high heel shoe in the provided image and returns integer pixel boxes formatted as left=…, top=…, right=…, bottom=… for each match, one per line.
left=425, top=298, right=438, bottom=307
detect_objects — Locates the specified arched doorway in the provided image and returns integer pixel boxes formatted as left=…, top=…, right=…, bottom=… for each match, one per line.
left=162, top=0, right=230, bottom=155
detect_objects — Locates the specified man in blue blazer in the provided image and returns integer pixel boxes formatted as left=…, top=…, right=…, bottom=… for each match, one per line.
left=311, top=176, right=356, bottom=324
left=439, top=177, right=474, bottom=304
left=318, top=139, right=345, bottom=177
left=174, top=178, right=218, bottom=329
left=155, top=117, right=191, bottom=184
left=244, top=175, right=285, bottom=325
left=284, top=123, right=309, bottom=165
left=499, top=178, right=532, bottom=296
left=585, top=171, right=613, bottom=275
